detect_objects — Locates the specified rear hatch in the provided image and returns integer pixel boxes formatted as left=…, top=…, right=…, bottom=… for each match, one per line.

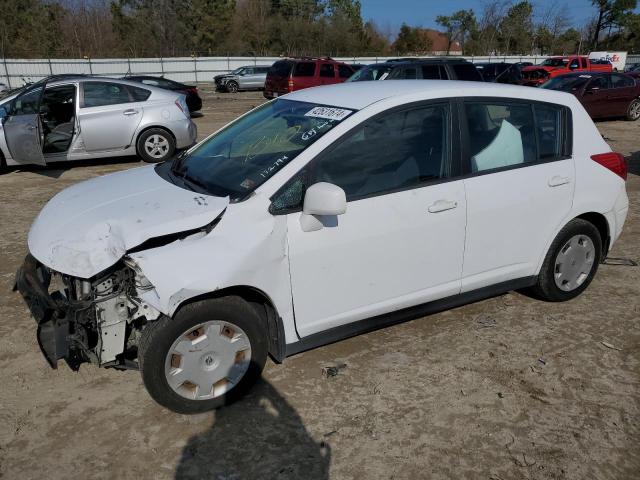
left=265, top=60, right=294, bottom=96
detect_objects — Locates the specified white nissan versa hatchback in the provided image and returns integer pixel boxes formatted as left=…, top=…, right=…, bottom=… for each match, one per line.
left=16, top=81, right=628, bottom=414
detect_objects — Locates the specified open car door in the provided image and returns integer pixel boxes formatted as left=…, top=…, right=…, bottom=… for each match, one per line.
left=3, top=85, right=46, bottom=166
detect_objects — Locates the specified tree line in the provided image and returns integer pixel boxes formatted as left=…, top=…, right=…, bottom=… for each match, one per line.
left=0, top=0, right=638, bottom=59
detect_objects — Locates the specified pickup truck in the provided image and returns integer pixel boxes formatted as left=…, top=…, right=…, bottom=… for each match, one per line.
left=520, top=56, right=612, bottom=86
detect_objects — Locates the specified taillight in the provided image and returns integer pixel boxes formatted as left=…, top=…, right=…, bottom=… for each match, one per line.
left=591, top=152, right=627, bottom=180
left=288, top=79, right=294, bottom=92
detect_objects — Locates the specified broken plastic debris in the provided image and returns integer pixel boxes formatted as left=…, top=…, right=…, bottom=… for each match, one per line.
left=322, top=363, right=347, bottom=378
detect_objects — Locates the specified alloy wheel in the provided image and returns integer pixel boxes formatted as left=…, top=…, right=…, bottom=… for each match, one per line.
left=144, top=134, right=170, bottom=159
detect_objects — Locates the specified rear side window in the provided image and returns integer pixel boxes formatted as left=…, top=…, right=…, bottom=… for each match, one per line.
left=129, top=85, right=152, bottom=101
left=452, top=64, right=482, bottom=81
left=402, top=67, right=418, bottom=79
left=611, top=74, right=635, bottom=88
left=294, top=62, right=316, bottom=77
left=82, top=82, right=131, bottom=108
left=465, top=102, right=537, bottom=172
left=464, top=100, right=569, bottom=173
left=338, top=65, right=353, bottom=78
left=320, top=64, right=335, bottom=78
left=269, top=61, right=294, bottom=77
left=421, top=65, right=441, bottom=79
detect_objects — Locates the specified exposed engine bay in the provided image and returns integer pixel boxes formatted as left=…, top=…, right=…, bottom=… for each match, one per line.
left=15, top=254, right=160, bottom=370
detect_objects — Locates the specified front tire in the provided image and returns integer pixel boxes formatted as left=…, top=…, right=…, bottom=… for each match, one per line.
left=139, top=296, right=268, bottom=414
left=626, top=99, right=640, bottom=121
left=136, top=128, right=176, bottom=163
left=226, top=81, right=239, bottom=93
left=532, top=219, right=602, bottom=302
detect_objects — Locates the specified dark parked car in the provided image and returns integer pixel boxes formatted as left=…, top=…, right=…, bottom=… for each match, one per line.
left=124, top=76, right=202, bottom=113
left=264, top=57, right=354, bottom=99
left=541, top=72, right=640, bottom=120
left=347, top=58, right=482, bottom=82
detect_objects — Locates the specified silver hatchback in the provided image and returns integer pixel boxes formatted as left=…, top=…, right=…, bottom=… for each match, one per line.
left=0, top=76, right=197, bottom=167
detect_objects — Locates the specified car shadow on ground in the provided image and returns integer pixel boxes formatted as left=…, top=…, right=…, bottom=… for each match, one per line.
left=627, top=151, right=639, bottom=177
left=0, top=156, right=144, bottom=178
left=175, top=379, right=331, bottom=480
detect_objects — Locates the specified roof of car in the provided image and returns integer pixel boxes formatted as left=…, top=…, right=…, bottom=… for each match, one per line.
left=284, top=80, right=577, bottom=110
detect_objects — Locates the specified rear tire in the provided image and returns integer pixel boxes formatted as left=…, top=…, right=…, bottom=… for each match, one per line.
left=226, top=81, right=239, bottom=93
left=626, top=99, right=640, bottom=121
left=532, top=219, right=602, bottom=302
left=136, top=128, right=175, bottom=163
left=139, top=296, right=268, bottom=414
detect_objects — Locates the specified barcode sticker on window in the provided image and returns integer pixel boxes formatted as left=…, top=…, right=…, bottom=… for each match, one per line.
left=305, top=106, right=352, bottom=121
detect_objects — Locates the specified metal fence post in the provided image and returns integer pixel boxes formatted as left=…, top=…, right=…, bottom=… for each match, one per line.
left=160, top=57, right=164, bottom=76
left=88, top=57, right=93, bottom=74
left=2, top=57, right=10, bottom=88
left=194, top=55, right=198, bottom=83
left=48, top=58, right=53, bottom=75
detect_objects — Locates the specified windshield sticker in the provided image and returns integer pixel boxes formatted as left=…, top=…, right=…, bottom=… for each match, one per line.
left=301, top=120, right=331, bottom=141
left=305, top=106, right=352, bottom=121
left=259, top=154, right=289, bottom=179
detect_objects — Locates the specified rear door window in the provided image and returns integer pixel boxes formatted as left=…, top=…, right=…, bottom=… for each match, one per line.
left=421, top=65, right=441, bottom=79
left=320, top=64, right=335, bottom=78
left=590, top=76, right=610, bottom=90
left=293, top=62, right=316, bottom=77
left=82, top=82, right=132, bottom=108
left=464, top=100, right=569, bottom=173
left=402, top=67, right=418, bottom=79
left=610, top=74, right=635, bottom=88
left=451, top=63, right=482, bottom=81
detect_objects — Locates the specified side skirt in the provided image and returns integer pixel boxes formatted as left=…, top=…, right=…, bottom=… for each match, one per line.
left=285, top=276, right=537, bottom=357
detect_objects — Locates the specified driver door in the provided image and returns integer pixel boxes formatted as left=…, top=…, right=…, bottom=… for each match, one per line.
left=2, top=85, right=46, bottom=165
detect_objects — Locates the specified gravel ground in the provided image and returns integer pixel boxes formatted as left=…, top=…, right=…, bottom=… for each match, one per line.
left=0, top=88, right=638, bottom=480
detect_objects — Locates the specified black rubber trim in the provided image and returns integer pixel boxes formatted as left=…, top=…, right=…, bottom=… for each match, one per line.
left=285, top=276, right=537, bottom=357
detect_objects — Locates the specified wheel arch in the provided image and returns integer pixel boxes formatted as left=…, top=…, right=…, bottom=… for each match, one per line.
left=171, top=285, right=286, bottom=364
left=135, top=125, right=176, bottom=151
left=575, top=211, right=610, bottom=257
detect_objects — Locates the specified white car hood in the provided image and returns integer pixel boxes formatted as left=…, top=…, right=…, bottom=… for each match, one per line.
left=28, top=165, right=229, bottom=278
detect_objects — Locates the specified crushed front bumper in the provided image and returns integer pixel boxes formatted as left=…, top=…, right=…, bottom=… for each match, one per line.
left=14, top=254, right=79, bottom=370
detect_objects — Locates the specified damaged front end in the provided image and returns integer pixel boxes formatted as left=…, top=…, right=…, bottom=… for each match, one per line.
left=15, top=254, right=160, bottom=371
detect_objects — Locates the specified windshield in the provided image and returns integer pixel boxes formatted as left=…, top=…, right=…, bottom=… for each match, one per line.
left=541, top=75, right=590, bottom=91
left=347, top=64, right=393, bottom=82
left=170, top=99, right=355, bottom=200
left=540, top=58, right=569, bottom=67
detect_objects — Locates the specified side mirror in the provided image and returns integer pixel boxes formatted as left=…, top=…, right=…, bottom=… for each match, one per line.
left=300, top=182, right=347, bottom=232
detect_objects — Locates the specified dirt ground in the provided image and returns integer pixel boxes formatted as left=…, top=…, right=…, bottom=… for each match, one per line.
left=0, top=88, right=639, bottom=480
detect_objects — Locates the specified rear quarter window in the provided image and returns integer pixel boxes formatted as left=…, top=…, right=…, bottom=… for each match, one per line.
left=129, top=85, right=152, bottom=101
left=293, top=62, right=316, bottom=77
left=269, top=61, right=294, bottom=77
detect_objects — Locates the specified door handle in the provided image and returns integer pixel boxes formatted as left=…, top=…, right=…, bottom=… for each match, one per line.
left=123, top=109, right=139, bottom=115
left=428, top=199, right=458, bottom=213
left=548, top=176, right=571, bottom=187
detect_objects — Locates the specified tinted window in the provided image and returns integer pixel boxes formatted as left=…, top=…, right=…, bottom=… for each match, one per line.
left=534, top=104, right=563, bottom=160
left=421, top=65, right=441, bottom=79
left=303, top=104, right=450, bottom=201
left=244, top=68, right=254, bottom=75
left=590, top=76, right=609, bottom=89
left=129, top=85, right=152, bottom=102
left=402, top=67, right=418, bottom=79
left=465, top=102, right=537, bottom=172
left=611, top=74, right=635, bottom=88
left=294, top=62, right=316, bottom=77
left=320, top=64, right=335, bottom=78
left=569, top=59, right=580, bottom=69
left=269, top=61, right=294, bottom=77
left=452, top=63, right=482, bottom=81
left=338, top=65, right=353, bottom=78
left=82, top=82, right=131, bottom=108
left=257, top=67, right=270, bottom=73
left=12, top=87, right=43, bottom=115
left=347, top=64, right=393, bottom=82
left=541, top=75, right=590, bottom=92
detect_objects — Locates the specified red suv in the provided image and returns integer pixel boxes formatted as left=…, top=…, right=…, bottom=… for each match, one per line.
left=264, top=57, right=354, bottom=99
